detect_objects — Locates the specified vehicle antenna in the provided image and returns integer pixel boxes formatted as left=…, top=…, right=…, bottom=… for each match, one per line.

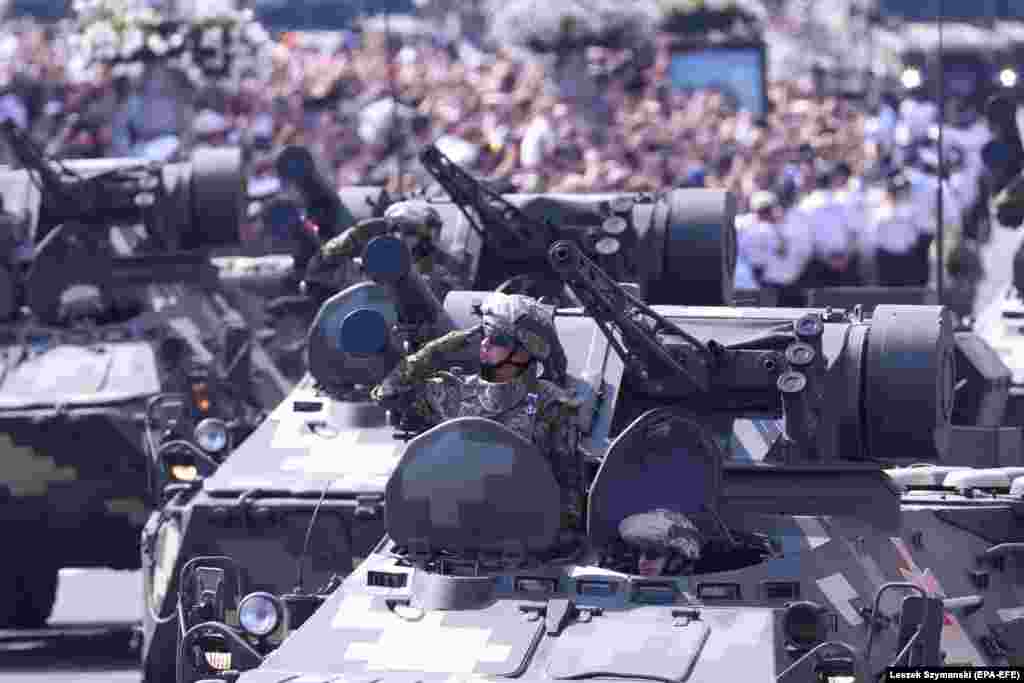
left=293, top=476, right=333, bottom=593
left=386, top=11, right=403, bottom=195
left=936, top=0, right=946, bottom=301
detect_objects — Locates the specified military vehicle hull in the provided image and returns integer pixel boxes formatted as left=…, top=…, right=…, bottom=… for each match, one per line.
left=175, top=415, right=1024, bottom=681
left=0, top=406, right=148, bottom=627
left=973, top=284, right=1024, bottom=426
left=196, top=497, right=1021, bottom=682
left=0, top=283, right=288, bottom=629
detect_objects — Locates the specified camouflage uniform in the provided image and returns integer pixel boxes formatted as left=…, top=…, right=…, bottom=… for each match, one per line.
left=371, top=292, right=584, bottom=529
left=304, top=201, right=463, bottom=297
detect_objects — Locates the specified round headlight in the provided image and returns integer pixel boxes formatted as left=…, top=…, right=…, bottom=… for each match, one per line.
left=170, top=464, right=199, bottom=481
left=150, top=518, right=182, bottom=609
left=1000, top=68, right=1018, bottom=88
left=901, top=67, right=923, bottom=90
left=238, top=592, right=282, bottom=637
left=602, top=215, right=628, bottom=235
left=783, top=601, right=828, bottom=649
left=194, top=418, right=229, bottom=453
left=595, top=236, right=621, bottom=256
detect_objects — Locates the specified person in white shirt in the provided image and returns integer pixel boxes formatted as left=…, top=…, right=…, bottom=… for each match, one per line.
left=866, top=173, right=932, bottom=287
left=520, top=98, right=558, bottom=170
left=736, top=191, right=813, bottom=306
left=797, top=162, right=862, bottom=288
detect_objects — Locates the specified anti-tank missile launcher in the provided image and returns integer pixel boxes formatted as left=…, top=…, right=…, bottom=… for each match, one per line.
left=171, top=237, right=1020, bottom=683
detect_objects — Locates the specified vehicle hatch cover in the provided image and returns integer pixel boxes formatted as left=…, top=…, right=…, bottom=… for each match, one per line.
left=386, top=417, right=561, bottom=556
left=546, top=607, right=710, bottom=682
left=0, top=342, right=160, bottom=408
left=278, top=592, right=544, bottom=675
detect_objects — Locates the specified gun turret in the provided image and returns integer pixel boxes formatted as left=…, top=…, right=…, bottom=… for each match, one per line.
left=0, top=122, right=246, bottom=324
left=1, top=120, right=243, bottom=250
left=548, top=240, right=957, bottom=465
left=419, top=143, right=736, bottom=306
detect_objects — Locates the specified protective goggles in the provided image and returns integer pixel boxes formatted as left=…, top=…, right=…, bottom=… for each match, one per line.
left=482, top=327, right=517, bottom=349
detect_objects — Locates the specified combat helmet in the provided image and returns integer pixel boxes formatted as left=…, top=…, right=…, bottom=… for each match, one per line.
left=477, top=292, right=568, bottom=387
left=619, top=509, right=703, bottom=562
left=384, top=200, right=442, bottom=260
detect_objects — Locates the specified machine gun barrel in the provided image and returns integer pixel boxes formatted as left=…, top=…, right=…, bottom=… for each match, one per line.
left=548, top=240, right=711, bottom=393
left=276, top=146, right=345, bottom=240
left=362, top=234, right=455, bottom=334
left=419, top=144, right=555, bottom=257
left=0, top=120, right=76, bottom=207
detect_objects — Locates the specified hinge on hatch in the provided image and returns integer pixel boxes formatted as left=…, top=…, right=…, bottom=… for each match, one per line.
left=355, top=495, right=383, bottom=520
left=518, top=599, right=604, bottom=636
left=672, top=608, right=702, bottom=627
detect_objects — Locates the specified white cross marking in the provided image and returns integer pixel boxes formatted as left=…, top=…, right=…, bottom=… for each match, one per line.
left=817, top=573, right=863, bottom=626
left=794, top=516, right=830, bottom=549
left=333, top=595, right=512, bottom=673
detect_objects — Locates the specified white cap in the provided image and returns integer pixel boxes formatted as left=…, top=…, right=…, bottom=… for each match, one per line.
left=193, top=109, right=229, bottom=136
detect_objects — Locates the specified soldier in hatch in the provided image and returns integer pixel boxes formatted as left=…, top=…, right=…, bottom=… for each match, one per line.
left=618, top=509, right=703, bottom=577
left=303, top=201, right=464, bottom=300
left=370, top=292, right=584, bottom=530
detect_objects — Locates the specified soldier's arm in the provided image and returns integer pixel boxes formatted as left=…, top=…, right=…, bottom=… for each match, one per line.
left=537, top=394, right=585, bottom=527
left=319, top=219, right=391, bottom=266
left=370, top=326, right=481, bottom=402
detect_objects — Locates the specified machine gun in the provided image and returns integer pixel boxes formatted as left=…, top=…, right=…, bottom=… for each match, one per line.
left=0, top=120, right=246, bottom=324
left=419, top=143, right=556, bottom=260
left=548, top=240, right=956, bottom=466
left=419, top=143, right=737, bottom=306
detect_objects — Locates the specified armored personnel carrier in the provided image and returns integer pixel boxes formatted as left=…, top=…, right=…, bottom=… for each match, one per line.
left=0, top=121, right=290, bottom=628
left=138, top=180, right=738, bottom=682
left=170, top=240, right=1024, bottom=682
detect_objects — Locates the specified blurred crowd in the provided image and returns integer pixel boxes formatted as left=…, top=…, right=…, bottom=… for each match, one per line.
left=0, top=15, right=1006, bottom=302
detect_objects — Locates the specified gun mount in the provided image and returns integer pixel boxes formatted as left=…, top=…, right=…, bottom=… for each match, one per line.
left=0, top=121, right=246, bottom=325
left=548, top=240, right=956, bottom=466
left=418, top=144, right=737, bottom=306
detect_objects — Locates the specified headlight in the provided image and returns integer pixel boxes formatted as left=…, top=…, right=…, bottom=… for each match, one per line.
left=595, top=236, right=621, bottom=256
left=782, top=601, right=828, bottom=650
left=901, top=67, right=923, bottom=89
left=602, top=215, right=628, bottom=235
left=150, top=518, right=182, bottom=610
left=1000, top=68, right=1018, bottom=88
left=170, top=464, right=199, bottom=481
left=194, top=418, right=229, bottom=453
left=238, top=592, right=282, bottom=637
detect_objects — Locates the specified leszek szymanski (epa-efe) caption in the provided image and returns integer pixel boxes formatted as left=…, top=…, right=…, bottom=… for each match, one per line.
left=886, top=668, right=1023, bottom=680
